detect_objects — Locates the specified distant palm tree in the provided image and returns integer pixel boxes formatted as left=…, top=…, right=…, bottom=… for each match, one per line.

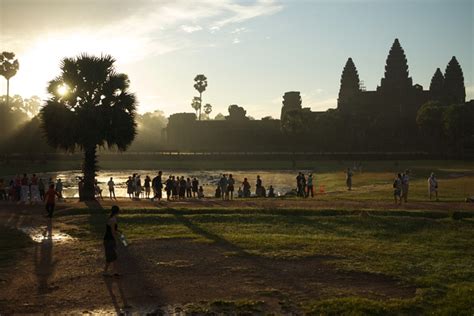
left=204, top=103, right=212, bottom=116
left=193, top=74, right=207, bottom=120
left=40, top=54, right=137, bottom=200
left=0, top=52, right=20, bottom=108
left=191, top=96, right=201, bottom=118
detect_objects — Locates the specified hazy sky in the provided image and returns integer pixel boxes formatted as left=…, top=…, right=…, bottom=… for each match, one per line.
left=1, top=0, right=472, bottom=118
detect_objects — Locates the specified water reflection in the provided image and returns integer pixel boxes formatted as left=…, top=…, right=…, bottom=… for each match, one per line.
left=18, top=226, right=76, bottom=243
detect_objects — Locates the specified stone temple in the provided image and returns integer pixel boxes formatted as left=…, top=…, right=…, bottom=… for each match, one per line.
left=164, top=38, right=467, bottom=151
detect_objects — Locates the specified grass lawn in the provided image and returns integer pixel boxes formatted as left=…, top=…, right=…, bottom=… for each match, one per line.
left=53, top=205, right=474, bottom=314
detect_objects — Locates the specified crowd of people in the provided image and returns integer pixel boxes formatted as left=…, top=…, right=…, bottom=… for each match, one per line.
left=0, top=174, right=63, bottom=203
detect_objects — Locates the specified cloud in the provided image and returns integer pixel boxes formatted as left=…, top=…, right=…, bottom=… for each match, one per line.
left=231, top=27, right=247, bottom=34
left=233, top=38, right=241, bottom=44
left=466, top=84, right=474, bottom=100
left=181, top=25, right=203, bottom=33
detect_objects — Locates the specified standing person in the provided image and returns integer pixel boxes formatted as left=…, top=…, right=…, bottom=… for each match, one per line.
left=103, top=205, right=122, bottom=277
left=192, top=177, right=199, bottom=198
left=55, top=178, right=63, bottom=201
left=14, top=175, right=21, bottom=201
left=38, top=178, right=45, bottom=201
left=307, top=173, right=314, bottom=198
left=179, top=176, right=187, bottom=199
left=268, top=185, right=275, bottom=197
left=94, top=179, right=103, bottom=200
left=346, top=168, right=353, bottom=191
left=30, top=174, right=40, bottom=203
left=227, top=174, right=235, bottom=200
left=301, top=173, right=307, bottom=198
left=152, top=171, right=163, bottom=201
left=0, top=179, right=5, bottom=201
left=165, top=176, right=173, bottom=201
left=126, top=176, right=134, bottom=199
left=186, top=178, right=192, bottom=198
left=428, top=173, right=439, bottom=201
left=393, top=173, right=402, bottom=205
left=135, top=175, right=142, bottom=199
left=107, top=177, right=116, bottom=200
left=256, top=175, right=263, bottom=197
left=242, top=178, right=251, bottom=198
left=20, top=174, right=29, bottom=203
left=78, top=177, right=84, bottom=200
left=296, top=172, right=303, bottom=197
left=44, top=184, right=60, bottom=218
left=401, top=170, right=410, bottom=203
left=144, top=175, right=151, bottom=199
left=172, top=176, right=178, bottom=200
left=219, top=174, right=228, bottom=200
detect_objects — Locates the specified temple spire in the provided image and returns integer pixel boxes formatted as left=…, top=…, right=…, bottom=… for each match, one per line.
left=429, top=68, right=444, bottom=102
left=337, top=57, right=361, bottom=110
left=444, top=56, right=465, bottom=104
left=379, top=38, right=413, bottom=93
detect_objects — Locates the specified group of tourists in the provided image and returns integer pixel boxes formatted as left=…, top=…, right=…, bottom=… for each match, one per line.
left=0, top=174, right=63, bottom=204
left=110, top=172, right=205, bottom=201
left=296, top=172, right=315, bottom=197
left=392, top=170, right=440, bottom=204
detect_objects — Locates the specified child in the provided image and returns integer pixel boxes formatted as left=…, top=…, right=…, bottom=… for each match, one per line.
left=198, top=186, right=204, bottom=199
left=44, top=184, right=60, bottom=218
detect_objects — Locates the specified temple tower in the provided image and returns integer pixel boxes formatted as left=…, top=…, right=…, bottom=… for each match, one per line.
left=378, top=38, right=413, bottom=95
left=429, top=68, right=444, bottom=102
left=444, top=56, right=465, bottom=105
left=337, top=57, right=361, bottom=111
left=280, top=91, right=302, bottom=120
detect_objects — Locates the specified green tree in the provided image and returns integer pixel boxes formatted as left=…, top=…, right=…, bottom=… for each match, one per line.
left=204, top=103, right=212, bottom=116
left=191, top=96, right=201, bottom=118
left=40, top=54, right=137, bottom=200
left=443, top=104, right=474, bottom=155
left=0, top=52, right=20, bottom=108
left=193, top=74, right=207, bottom=120
left=416, top=101, right=446, bottom=152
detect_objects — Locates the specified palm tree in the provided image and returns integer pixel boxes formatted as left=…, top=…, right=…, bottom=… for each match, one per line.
left=0, top=52, right=20, bottom=108
left=40, top=54, right=137, bottom=201
left=204, top=103, right=212, bottom=116
left=191, top=96, right=201, bottom=118
left=193, top=74, right=207, bottom=120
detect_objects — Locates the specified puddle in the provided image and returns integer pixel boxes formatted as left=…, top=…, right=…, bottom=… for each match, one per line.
left=17, top=226, right=76, bottom=243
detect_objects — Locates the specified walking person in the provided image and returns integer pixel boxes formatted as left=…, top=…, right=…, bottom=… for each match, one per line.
left=428, top=173, right=439, bottom=201
left=152, top=171, right=163, bottom=201
left=346, top=168, right=353, bottom=191
left=393, top=173, right=402, bottom=205
left=107, top=177, right=116, bottom=200
left=103, top=205, right=122, bottom=277
left=401, top=170, right=410, bottom=203
left=227, top=174, right=235, bottom=200
left=296, top=172, right=303, bottom=197
left=44, top=184, right=60, bottom=218
left=126, top=176, right=134, bottom=199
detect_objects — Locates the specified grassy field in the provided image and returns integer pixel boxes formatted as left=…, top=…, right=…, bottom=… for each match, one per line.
left=47, top=204, right=473, bottom=314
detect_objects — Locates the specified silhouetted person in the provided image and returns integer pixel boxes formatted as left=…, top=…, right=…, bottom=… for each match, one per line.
left=307, top=173, right=314, bottom=198
left=38, top=178, right=45, bottom=201
left=44, top=184, right=59, bottom=218
left=268, top=185, right=275, bottom=198
left=186, top=178, right=192, bottom=198
left=103, top=205, right=121, bottom=277
left=165, top=176, right=173, bottom=201
left=393, top=173, right=402, bottom=205
left=144, top=175, right=151, bottom=199
left=296, top=172, right=303, bottom=197
left=215, top=186, right=221, bottom=198
left=256, top=175, right=263, bottom=197
left=192, top=177, right=199, bottom=198
left=428, top=173, right=438, bottom=201
left=108, top=177, right=116, bottom=200
left=242, top=178, right=251, bottom=198
left=228, top=174, right=235, bottom=200
left=219, top=174, right=228, bottom=200
left=126, top=176, right=133, bottom=199
left=401, top=170, right=410, bottom=203
left=346, top=168, right=353, bottom=191
left=152, top=171, right=163, bottom=201
left=198, top=186, right=204, bottom=199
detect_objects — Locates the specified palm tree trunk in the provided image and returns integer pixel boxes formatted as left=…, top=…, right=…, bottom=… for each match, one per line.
left=6, top=79, right=9, bottom=108
left=199, top=92, right=202, bottom=121
left=81, top=145, right=97, bottom=201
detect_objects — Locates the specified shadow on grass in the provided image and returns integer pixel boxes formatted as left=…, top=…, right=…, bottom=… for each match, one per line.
left=83, top=200, right=163, bottom=313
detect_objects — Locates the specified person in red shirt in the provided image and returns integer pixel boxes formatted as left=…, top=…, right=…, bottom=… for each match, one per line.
left=44, top=184, right=60, bottom=218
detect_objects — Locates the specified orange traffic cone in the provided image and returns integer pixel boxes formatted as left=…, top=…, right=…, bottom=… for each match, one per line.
left=319, top=185, right=325, bottom=194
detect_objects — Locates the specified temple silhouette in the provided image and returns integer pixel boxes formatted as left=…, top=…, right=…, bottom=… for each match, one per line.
left=165, top=39, right=468, bottom=152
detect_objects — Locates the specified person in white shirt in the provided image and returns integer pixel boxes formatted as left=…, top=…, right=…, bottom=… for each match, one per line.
left=428, top=173, right=438, bottom=201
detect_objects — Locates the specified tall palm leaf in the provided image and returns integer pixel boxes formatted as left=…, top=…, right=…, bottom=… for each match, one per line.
left=0, top=52, right=20, bottom=108
left=40, top=54, right=137, bottom=200
left=193, top=74, right=207, bottom=120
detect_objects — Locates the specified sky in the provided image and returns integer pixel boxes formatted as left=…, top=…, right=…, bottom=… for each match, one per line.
left=0, top=0, right=473, bottom=119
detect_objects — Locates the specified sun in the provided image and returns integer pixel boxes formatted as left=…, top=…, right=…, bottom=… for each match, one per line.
left=57, top=84, right=69, bottom=96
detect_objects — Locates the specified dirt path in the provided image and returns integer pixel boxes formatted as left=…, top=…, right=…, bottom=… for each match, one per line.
left=0, top=199, right=470, bottom=313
